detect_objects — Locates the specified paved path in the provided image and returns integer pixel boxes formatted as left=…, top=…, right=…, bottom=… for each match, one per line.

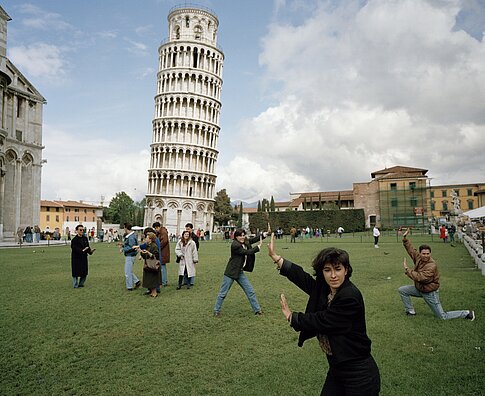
left=0, top=240, right=68, bottom=249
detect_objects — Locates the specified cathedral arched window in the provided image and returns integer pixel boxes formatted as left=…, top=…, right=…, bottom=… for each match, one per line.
left=194, top=25, right=203, bottom=40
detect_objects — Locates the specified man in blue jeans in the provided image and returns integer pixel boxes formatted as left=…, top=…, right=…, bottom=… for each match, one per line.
left=120, top=223, right=140, bottom=291
left=398, top=228, right=475, bottom=320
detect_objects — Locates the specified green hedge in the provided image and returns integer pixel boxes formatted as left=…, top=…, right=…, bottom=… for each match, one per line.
left=249, top=209, right=365, bottom=234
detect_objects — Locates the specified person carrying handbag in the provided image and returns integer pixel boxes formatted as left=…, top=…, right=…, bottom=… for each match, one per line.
left=138, top=232, right=160, bottom=298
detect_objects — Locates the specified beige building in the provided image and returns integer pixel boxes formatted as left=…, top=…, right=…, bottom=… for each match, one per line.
left=280, top=166, right=485, bottom=230
left=40, top=200, right=103, bottom=236
left=0, top=6, right=46, bottom=241
left=429, top=183, right=485, bottom=218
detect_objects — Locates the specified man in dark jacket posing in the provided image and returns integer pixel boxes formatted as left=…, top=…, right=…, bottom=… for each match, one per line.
left=213, top=228, right=267, bottom=317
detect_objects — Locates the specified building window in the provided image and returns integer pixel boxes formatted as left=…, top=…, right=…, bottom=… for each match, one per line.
left=56, top=207, right=59, bottom=212
left=409, top=182, right=416, bottom=190
left=16, top=130, right=23, bottom=141
left=17, top=98, right=23, bottom=117
left=92, top=217, right=95, bottom=221
left=455, top=190, right=460, bottom=196
left=66, top=208, right=70, bottom=212
left=75, top=208, right=79, bottom=212
left=410, top=198, right=418, bottom=207
left=430, top=202, right=435, bottom=211
left=56, top=215, right=59, bottom=222
left=467, top=189, right=473, bottom=196
left=442, top=190, right=447, bottom=197
left=442, top=201, right=448, bottom=211
left=430, top=191, right=435, bottom=198
left=46, top=215, right=50, bottom=221
left=391, top=199, right=398, bottom=207
left=74, top=216, right=79, bottom=221
left=84, top=216, right=87, bottom=221
left=84, top=209, right=87, bottom=213
left=46, top=207, right=50, bottom=212
left=468, top=200, right=474, bottom=210
left=194, top=25, right=202, bottom=40
left=390, top=183, right=397, bottom=191
left=185, top=16, right=190, bottom=27
left=66, top=216, right=70, bottom=221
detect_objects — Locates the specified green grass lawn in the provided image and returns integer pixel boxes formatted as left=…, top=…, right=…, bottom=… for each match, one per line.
left=0, top=235, right=483, bottom=395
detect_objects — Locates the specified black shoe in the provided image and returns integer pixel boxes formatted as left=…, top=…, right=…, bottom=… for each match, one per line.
left=144, top=290, right=151, bottom=295
left=134, top=281, right=141, bottom=289
left=465, top=310, right=475, bottom=321
left=186, top=286, right=191, bottom=289
left=255, top=311, right=263, bottom=316
left=127, top=288, right=133, bottom=291
left=214, top=312, right=222, bottom=318
left=176, top=286, right=182, bottom=290
left=78, top=284, right=84, bottom=288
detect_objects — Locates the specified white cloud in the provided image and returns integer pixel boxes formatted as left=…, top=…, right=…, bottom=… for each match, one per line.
left=125, top=38, right=149, bottom=55
left=18, top=4, right=72, bottom=31
left=221, top=0, right=485, bottom=201
left=41, top=126, right=149, bottom=204
left=9, top=43, right=67, bottom=79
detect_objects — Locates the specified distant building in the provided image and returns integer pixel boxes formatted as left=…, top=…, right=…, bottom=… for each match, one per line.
left=40, top=200, right=103, bottom=236
left=144, top=5, right=223, bottom=235
left=0, top=6, right=46, bottom=241
left=429, top=183, right=485, bottom=218
left=278, top=166, right=485, bottom=230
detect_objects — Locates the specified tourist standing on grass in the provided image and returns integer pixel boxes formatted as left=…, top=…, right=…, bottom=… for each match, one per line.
left=337, top=226, right=344, bottom=238
left=175, top=230, right=198, bottom=289
left=71, top=224, right=95, bottom=288
left=138, top=232, right=160, bottom=298
left=119, top=223, right=141, bottom=291
left=398, top=228, right=475, bottom=320
left=213, top=229, right=268, bottom=317
left=373, top=225, right=380, bottom=248
left=135, top=227, right=162, bottom=295
left=290, top=226, right=297, bottom=243
left=183, top=223, right=199, bottom=287
left=268, top=234, right=380, bottom=395
left=153, top=221, right=170, bottom=287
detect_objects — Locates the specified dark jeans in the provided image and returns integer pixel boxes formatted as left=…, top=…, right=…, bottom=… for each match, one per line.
left=322, top=356, right=380, bottom=396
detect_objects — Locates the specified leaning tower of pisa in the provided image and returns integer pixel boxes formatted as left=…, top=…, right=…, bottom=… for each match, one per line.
left=144, top=5, right=224, bottom=235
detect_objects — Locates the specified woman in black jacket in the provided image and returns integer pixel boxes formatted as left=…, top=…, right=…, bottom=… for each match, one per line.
left=268, top=234, right=380, bottom=395
left=213, top=228, right=267, bottom=317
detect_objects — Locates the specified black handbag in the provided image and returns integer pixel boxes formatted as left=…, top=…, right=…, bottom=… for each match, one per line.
left=145, top=257, right=160, bottom=272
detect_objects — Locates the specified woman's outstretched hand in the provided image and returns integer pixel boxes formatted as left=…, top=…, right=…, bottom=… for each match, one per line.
left=280, top=293, right=292, bottom=322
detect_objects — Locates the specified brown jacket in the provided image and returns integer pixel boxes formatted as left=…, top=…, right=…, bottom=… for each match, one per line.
left=158, top=226, right=170, bottom=264
left=403, top=238, right=440, bottom=292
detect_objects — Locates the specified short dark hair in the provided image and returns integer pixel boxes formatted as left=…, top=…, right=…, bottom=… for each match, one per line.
left=152, top=222, right=161, bottom=228
left=75, top=224, right=83, bottom=231
left=419, top=244, right=431, bottom=253
left=185, top=223, right=193, bottom=230
left=234, top=228, right=246, bottom=238
left=124, top=223, right=132, bottom=230
left=144, top=227, right=155, bottom=236
left=312, top=247, right=353, bottom=279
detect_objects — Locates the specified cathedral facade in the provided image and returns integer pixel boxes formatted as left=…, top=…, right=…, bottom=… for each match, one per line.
left=0, top=6, right=46, bottom=241
left=144, top=6, right=223, bottom=235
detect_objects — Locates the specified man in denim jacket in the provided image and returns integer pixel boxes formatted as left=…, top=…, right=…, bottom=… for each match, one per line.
left=121, top=223, right=140, bottom=291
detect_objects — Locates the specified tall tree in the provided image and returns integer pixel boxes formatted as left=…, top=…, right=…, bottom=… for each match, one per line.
left=319, top=193, right=323, bottom=210
left=108, top=192, right=136, bottom=226
left=257, top=200, right=262, bottom=212
left=270, top=196, right=275, bottom=212
left=261, top=198, right=269, bottom=212
left=214, top=189, right=234, bottom=226
left=237, top=202, right=243, bottom=228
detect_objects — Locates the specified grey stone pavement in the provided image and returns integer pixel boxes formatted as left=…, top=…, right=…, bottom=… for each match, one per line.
left=0, top=240, right=68, bottom=249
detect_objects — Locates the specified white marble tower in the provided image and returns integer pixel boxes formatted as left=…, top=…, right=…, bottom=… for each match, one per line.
left=144, top=5, right=223, bottom=235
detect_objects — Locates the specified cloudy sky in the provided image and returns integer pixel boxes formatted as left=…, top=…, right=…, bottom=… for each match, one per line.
left=4, top=0, right=485, bottom=205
